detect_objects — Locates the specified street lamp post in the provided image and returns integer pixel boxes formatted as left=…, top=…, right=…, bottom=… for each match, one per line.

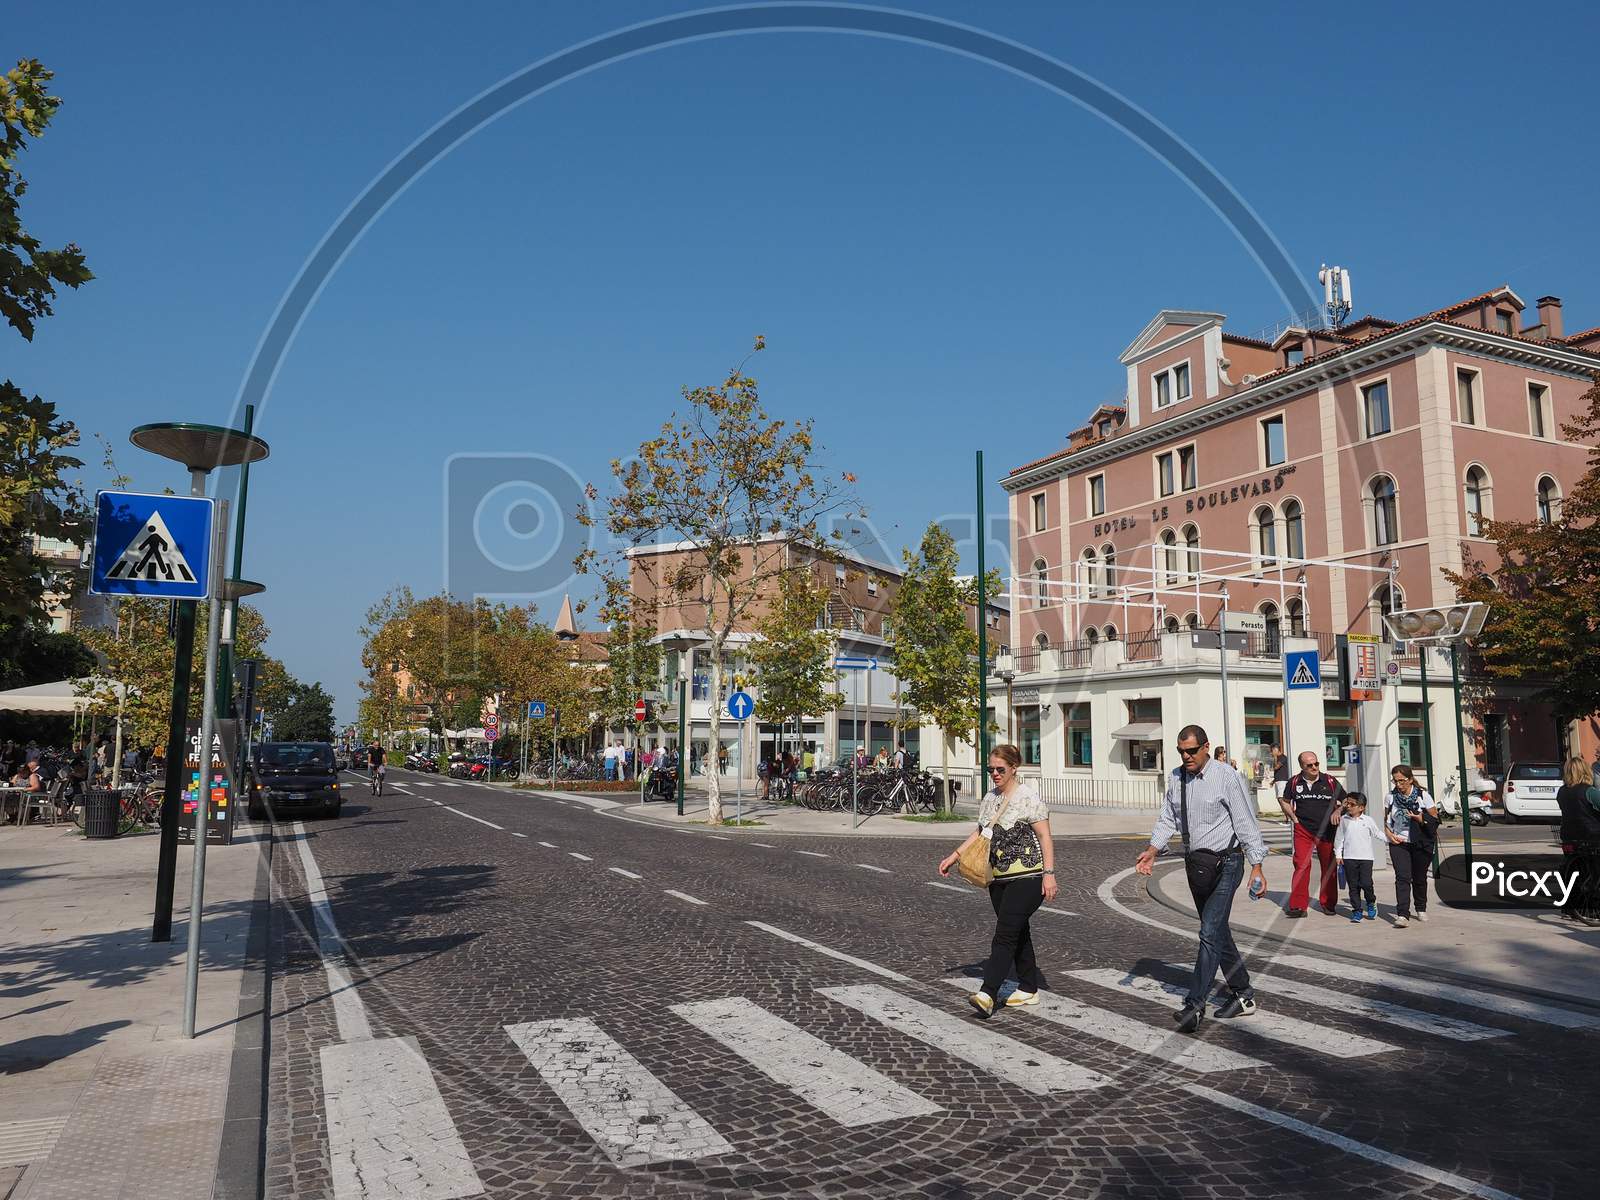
left=130, top=422, right=268, bottom=944
left=676, top=670, right=688, bottom=817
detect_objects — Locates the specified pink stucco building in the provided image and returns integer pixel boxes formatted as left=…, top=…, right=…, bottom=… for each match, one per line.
left=1000, top=285, right=1598, bottom=792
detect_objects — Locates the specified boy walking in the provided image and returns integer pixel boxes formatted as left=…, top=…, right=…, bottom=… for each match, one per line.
left=1334, top=793, right=1382, bottom=922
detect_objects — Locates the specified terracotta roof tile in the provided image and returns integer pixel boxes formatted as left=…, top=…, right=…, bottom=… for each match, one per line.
left=1565, top=325, right=1600, bottom=343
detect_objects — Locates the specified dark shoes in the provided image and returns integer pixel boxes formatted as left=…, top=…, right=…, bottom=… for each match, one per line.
left=1212, top=994, right=1258, bottom=1019
left=1285, top=907, right=1307, bottom=918
left=1173, top=1002, right=1204, bottom=1033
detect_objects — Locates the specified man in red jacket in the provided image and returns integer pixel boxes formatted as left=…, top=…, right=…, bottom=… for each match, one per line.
left=1281, top=750, right=1345, bottom=916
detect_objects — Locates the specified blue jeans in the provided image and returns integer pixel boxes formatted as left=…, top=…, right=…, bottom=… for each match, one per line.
left=1188, top=852, right=1253, bottom=1007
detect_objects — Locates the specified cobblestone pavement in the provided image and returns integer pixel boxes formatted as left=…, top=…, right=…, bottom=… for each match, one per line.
left=260, top=768, right=1596, bottom=1199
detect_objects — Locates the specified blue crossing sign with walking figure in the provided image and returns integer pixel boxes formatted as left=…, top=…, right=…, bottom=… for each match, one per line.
left=1284, top=649, right=1321, bottom=690
left=527, top=700, right=547, bottom=719
left=90, top=491, right=215, bottom=600
left=727, top=690, right=755, bottom=721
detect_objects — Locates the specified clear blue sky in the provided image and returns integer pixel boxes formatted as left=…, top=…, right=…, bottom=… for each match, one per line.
left=12, top=1, right=1600, bottom=721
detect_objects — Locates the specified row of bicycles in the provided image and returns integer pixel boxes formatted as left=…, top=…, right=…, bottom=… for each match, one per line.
left=778, top=767, right=957, bottom=816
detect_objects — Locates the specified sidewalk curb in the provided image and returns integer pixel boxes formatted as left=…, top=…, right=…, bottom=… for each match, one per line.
left=214, top=831, right=273, bottom=1200
left=1141, top=866, right=1600, bottom=1014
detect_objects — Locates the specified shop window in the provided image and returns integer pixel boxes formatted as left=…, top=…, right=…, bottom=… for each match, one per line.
left=1018, top=706, right=1042, bottom=767
left=1066, top=702, right=1092, bottom=767
left=1398, top=702, right=1427, bottom=771
left=1324, top=701, right=1357, bottom=769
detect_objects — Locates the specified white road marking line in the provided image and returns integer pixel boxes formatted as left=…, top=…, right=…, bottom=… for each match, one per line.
left=538, top=841, right=558, bottom=848
left=609, top=867, right=643, bottom=880
left=671, top=996, right=941, bottom=1127
left=290, top=822, right=372, bottom=1043
left=1183, top=1083, right=1522, bottom=1200
left=440, top=804, right=504, bottom=831
left=505, top=1017, right=732, bottom=1168
left=752, top=842, right=777, bottom=848
left=511, top=832, right=528, bottom=838
left=820, top=985, right=1108, bottom=1095
left=321, top=1036, right=483, bottom=1200
left=1273, top=953, right=1600, bottom=1030
left=744, top=922, right=911, bottom=982
left=708, top=835, right=730, bottom=841
left=855, top=864, right=893, bottom=874
left=796, top=850, right=829, bottom=858
left=430, top=799, right=445, bottom=806
left=568, top=852, right=593, bottom=861
left=1165, top=964, right=1511, bottom=1042
left=937, top=979, right=1265, bottom=1074
left=665, top=890, right=708, bottom=906
left=1069, top=969, right=1396, bottom=1058
left=925, top=881, right=968, bottom=894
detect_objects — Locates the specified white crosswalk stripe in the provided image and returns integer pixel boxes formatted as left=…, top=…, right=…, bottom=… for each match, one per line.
left=671, top=997, right=942, bottom=1127
left=939, top=980, right=1266, bottom=1074
left=1166, top=964, right=1512, bottom=1042
left=819, top=984, right=1109, bottom=1094
left=505, top=1017, right=733, bottom=1167
left=1272, top=954, right=1600, bottom=1029
left=1069, top=968, right=1397, bottom=1057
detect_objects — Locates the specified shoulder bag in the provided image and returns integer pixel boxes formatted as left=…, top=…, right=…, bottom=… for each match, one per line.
left=1182, top=771, right=1237, bottom=893
left=957, top=790, right=1013, bottom=888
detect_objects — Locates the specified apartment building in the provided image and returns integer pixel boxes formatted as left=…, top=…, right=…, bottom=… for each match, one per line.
left=1001, top=284, right=1599, bottom=800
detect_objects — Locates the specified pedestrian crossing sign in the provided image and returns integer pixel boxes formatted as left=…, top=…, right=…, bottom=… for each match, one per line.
left=90, top=490, right=215, bottom=599
left=1284, top=649, right=1320, bottom=690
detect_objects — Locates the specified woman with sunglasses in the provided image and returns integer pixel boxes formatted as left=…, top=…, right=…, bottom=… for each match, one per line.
left=938, top=744, right=1056, bottom=1018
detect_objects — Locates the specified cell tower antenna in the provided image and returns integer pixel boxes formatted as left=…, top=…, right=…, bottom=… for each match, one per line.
left=1317, top=264, right=1353, bottom=327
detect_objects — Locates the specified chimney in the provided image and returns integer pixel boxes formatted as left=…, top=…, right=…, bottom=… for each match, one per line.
left=1536, top=296, right=1564, bottom=340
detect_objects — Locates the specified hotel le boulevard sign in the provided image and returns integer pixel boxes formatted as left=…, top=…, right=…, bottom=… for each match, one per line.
left=1090, top=465, right=1299, bottom=539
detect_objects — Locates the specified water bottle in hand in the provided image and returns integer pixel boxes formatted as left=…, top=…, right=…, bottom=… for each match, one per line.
left=1337, top=863, right=1346, bottom=890
left=1249, top=875, right=1266, bottom=900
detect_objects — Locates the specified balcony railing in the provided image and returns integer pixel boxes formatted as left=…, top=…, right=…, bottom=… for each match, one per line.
left=1034, top=774, right=1165, bottom=810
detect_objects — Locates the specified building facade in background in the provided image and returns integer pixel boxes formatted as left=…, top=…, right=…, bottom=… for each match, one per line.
left=1001, top=284, right=1599, bottom=804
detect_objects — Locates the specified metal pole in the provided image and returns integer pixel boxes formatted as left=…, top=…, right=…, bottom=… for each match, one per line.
left=862, top=668, right=873, bottom=829
left=550, top=712, right=557, bottom=791
left=152, top=467, right=208, bottom=943
left=676, top=676, right=687, bottom=816
left=1450, top=644, right=1474, bottom=869
left=183, top=500, right=228, bottom=1038
left=850, top=668, right=858, bottom=829
left=736, top=714, right=743, bottom=824
left=1419, top=648, right=1440, bottom=873
left=112, top=689, right=125, bottom=789
left=1218, top=585, right=1234, bottom=760
left=217, top=405, right=254, bottom=718
left=976, top=449, right=989, bottom=770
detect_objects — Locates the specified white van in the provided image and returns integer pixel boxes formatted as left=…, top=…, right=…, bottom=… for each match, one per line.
left=1501, top=761, right=1563, bottom=822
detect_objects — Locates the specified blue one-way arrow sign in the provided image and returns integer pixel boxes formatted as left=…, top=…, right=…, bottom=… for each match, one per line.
left=834, top=655, right=878, bottom=670
left=727, top=690, right=754, bottom=721
left=90, top=491, right=214, bottom=600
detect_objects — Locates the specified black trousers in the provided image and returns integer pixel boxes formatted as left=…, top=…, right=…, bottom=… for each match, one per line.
left=1345, top=859, right=1375, bottom=909
left=980, top=875, right=1044, bottom=999
left=1389, top=841, right=1432, bottom=916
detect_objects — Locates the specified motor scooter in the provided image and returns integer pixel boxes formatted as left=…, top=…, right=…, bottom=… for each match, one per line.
left=1439, top=774, right=1492, bottom=827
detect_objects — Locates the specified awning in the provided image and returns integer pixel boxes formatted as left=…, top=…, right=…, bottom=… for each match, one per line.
left=1110, top=721, right=1161, bottom=741
left=0, top=677, right=130, bottom=714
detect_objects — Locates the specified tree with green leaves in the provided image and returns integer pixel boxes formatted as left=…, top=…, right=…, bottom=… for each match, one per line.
left=889, top=523, right=997, bottom=809
left=598, top=613, right=660, bottom=756
left=275, top=681, right=336, bottom=742
left=746, top=568, right=841, bottom=766
left=1446, top=375, right=1600, bottom=728
left=359, top=588, right=497, bottom=746
left=577, top=338, right=859, bottom=824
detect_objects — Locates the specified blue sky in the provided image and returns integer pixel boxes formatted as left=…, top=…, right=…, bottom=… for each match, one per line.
left=12, top=1, right=1600, bottom=721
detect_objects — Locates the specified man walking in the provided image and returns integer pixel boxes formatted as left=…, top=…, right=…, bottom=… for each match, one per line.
left=1280, top=749, right=1345, bottom=917
left=1135, top=724, right=1268, bottom=1033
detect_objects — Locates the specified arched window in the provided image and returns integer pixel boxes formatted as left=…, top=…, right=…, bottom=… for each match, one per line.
left=1287, top=597, right=1306, bottom=637
left=1464, top=467, right=1488, bottom=536
left=1033, top=557, right=1049, bottom=608
left=1184, top=612, right=1201, bottom=631
left=1084, top=627, right=1100, bottom=645
left=1102, top=625, right=1119, bottom=642
left=1160, top=528, right=1179, bottom=586
left=1537, top=476, right=1561, bottom=525
left=1372, top=583, right=1405, bottom=642
left=1033, top=631, right=1049, bottom=652
left=1255, top=505, right=1277, bottom=565
left=1260, top=601, right=1280, bottom=655
left=1183, top=525, right=1201, bottom=579
left=1371, top=476, right=1399, bottom=546
left=1163, top=615, right=1180, bottom=634
left=1101, top=544, right=1117, bottom=591
left=1081, top=548, right=1099, bottom=597
left=1282, top=499, right=1305, bottom=560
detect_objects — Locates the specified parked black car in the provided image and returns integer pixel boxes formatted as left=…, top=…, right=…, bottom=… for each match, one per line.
left=248, top=741, right=342, bottom=820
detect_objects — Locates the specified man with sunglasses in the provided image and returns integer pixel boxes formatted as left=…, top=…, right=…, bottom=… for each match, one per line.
left=1281, top=749, right=1345, bottom=917
left=1136, top=724, right=1268, bottom=1033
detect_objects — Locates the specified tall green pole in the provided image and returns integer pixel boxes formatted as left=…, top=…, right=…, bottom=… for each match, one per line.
left=676, top=673, right=687, bottom=816
left=216, top=404, right=255, bottom=716
left=976, top=450, right=989, bottom=775
left=1418, top=648, right=1440, bottom=873
left=1450, top=643, right=1474, bottom=868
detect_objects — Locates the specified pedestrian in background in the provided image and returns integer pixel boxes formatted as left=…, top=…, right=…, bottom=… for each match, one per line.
left=1282, top=750, right=1345, bottom=916
left=1136, top=725, right=1268, bottom=1033
left=1556, top=757, right=1600, bottom=924
left=937, top=744, right=1055, bottom=1018
left=1271, top=745, right=1290, bottom=803
left=1384, top=764, right=1438, bottom=928
left=1334, top=793, right=1382, bottom=922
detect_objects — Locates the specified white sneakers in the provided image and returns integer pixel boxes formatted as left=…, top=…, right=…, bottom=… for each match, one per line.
left=1415, top=910, right=1429, bottom=922
left=1005, top=990, right=1040, bottom=1008
left=1393, top=915, right=1409, bottom=928
left=968, top=992, right=994, bottom=1018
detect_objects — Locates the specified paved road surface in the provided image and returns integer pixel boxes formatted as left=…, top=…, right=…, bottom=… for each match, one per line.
left=260, top=767, right=1593, bottom=1199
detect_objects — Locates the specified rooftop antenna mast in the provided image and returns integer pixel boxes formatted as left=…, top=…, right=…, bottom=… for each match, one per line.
left=1318, top=264, right=1353, bottom=327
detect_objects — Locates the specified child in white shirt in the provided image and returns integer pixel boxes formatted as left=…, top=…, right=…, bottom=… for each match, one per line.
left=1334, top=793, right=1383, bottom=922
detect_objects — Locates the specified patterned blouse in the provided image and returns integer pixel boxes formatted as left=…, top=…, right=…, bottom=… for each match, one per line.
left=976, top=784, right=1051, bottom=880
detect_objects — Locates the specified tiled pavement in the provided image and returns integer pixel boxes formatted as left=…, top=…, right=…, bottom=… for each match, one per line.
left=256, top=769, right=1599, bottom=1199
